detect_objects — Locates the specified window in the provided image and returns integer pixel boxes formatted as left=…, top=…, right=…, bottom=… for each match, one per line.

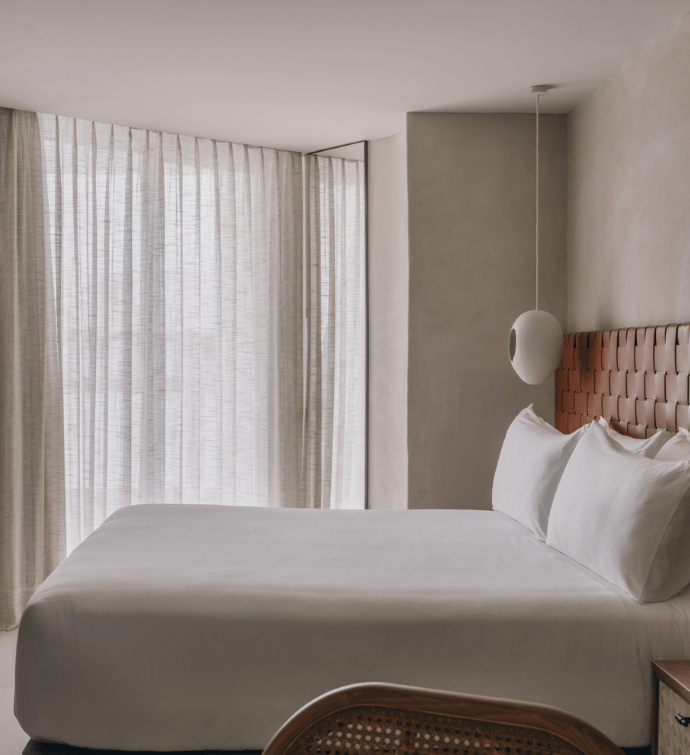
left=39, top=115, right=366, bottom=552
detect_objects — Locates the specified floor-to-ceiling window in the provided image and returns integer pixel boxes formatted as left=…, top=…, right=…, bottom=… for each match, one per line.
left=38, top=115, right=366, bottom=553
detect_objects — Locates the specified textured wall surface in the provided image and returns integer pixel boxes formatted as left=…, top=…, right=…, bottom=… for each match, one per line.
left=367, top=126, right=409, bottom=509
left=406, top=113, right=568, bottom=509
left=568, top=12, right=690, bottom=332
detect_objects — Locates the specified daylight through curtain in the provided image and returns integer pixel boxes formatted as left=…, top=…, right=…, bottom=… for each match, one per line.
left=39, top=115, right=304, bottom=552
left=304, top=155, right=366, bottom=509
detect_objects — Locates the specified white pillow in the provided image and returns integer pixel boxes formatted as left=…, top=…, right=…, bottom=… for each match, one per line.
left=547, top=422, right=690, bottom=602
left=597, top=416, right=670, bottom=457
left=492, top=405, right=588, bottom=540
left=655, top=427, right=690, bottom=462
left=599, top=417, right=671, bottom=459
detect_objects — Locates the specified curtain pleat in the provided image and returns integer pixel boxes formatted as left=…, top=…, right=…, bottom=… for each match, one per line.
left=38, top=115, right=304, bottom=552
left=304, top=155, right=366, bottom=509
left=0, top=108, right=65, bottom=630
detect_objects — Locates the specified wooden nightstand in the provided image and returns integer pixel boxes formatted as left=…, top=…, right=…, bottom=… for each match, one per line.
left=653, top=661, right=690, bottom=755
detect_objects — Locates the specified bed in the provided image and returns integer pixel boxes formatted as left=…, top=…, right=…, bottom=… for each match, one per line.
left=14, top=322, right=690, bottom=752
left=14, top=503, right=690, bottom=751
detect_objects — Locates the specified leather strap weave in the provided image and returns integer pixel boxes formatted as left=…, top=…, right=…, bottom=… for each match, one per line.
left=555, top=324, right=690, bottom=436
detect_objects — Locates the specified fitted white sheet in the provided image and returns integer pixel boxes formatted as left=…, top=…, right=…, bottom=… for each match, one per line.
left=15, top=505, right=690, bottom=750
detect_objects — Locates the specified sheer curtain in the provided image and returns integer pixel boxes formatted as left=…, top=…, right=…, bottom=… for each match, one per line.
left=1, top=114, right=367, bottom=628
left=0, top=108, right=65, bottom=630
left=304, top=155, right=366, bottom=509
left=39, top=115, right=304, bottom=552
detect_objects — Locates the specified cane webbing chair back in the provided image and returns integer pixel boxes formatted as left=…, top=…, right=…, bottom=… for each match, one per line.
left=262, top=684, right=624, bottom=755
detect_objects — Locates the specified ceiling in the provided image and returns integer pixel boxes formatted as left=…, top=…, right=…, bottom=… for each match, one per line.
left=2, top=0, right=690, bottom=153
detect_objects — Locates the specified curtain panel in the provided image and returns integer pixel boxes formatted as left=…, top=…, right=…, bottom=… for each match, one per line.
left=1, top=113, right=366, bottom=629
left=304, top=155, right=366, bottom=509
left=38, top=115, right=304, bottom=552
left=0, top=108, right=65, bottom=630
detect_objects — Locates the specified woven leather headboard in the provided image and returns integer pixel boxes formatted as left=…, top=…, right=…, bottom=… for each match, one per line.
left=555, top=323, right=690, bottom=437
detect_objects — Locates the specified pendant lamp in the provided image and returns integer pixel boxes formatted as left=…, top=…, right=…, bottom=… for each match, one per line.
left=509, top=85, right=564, bottom=385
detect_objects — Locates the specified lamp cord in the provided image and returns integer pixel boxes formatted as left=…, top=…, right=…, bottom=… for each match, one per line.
left=534, top=95, right=539, bottom=309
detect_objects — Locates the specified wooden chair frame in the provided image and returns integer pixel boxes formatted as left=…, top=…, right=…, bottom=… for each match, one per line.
left=263, top=683, right=624, bottom=755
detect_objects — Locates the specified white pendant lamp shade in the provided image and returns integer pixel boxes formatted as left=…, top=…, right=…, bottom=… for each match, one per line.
left=509, top=309, right=564, bottom=385
left=509, top=85, right=563, bottom=384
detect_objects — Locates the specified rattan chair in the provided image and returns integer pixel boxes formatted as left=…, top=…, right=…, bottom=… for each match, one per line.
left=262, top=683, right=625, bottom=755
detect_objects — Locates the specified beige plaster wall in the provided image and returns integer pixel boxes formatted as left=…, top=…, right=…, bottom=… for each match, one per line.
left=367, top=126, right=409, bottom=509
left=568, top=12, right=690, bottom=332
left=406, top=113, right=568, bottom=509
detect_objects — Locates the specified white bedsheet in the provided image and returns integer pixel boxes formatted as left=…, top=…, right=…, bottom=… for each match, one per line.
left=14, top=505, right=690, bottom=750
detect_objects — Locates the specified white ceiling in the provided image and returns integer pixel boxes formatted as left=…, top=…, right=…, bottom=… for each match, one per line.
left=2, top=0, right=690, bottom=153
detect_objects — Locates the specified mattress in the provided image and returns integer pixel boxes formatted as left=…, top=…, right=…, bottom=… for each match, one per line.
left=14, top=504, right=690, bottom=751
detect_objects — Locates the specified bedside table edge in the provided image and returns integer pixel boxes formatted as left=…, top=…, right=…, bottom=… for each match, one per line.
left=653, top=661, right=690, bottom=705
